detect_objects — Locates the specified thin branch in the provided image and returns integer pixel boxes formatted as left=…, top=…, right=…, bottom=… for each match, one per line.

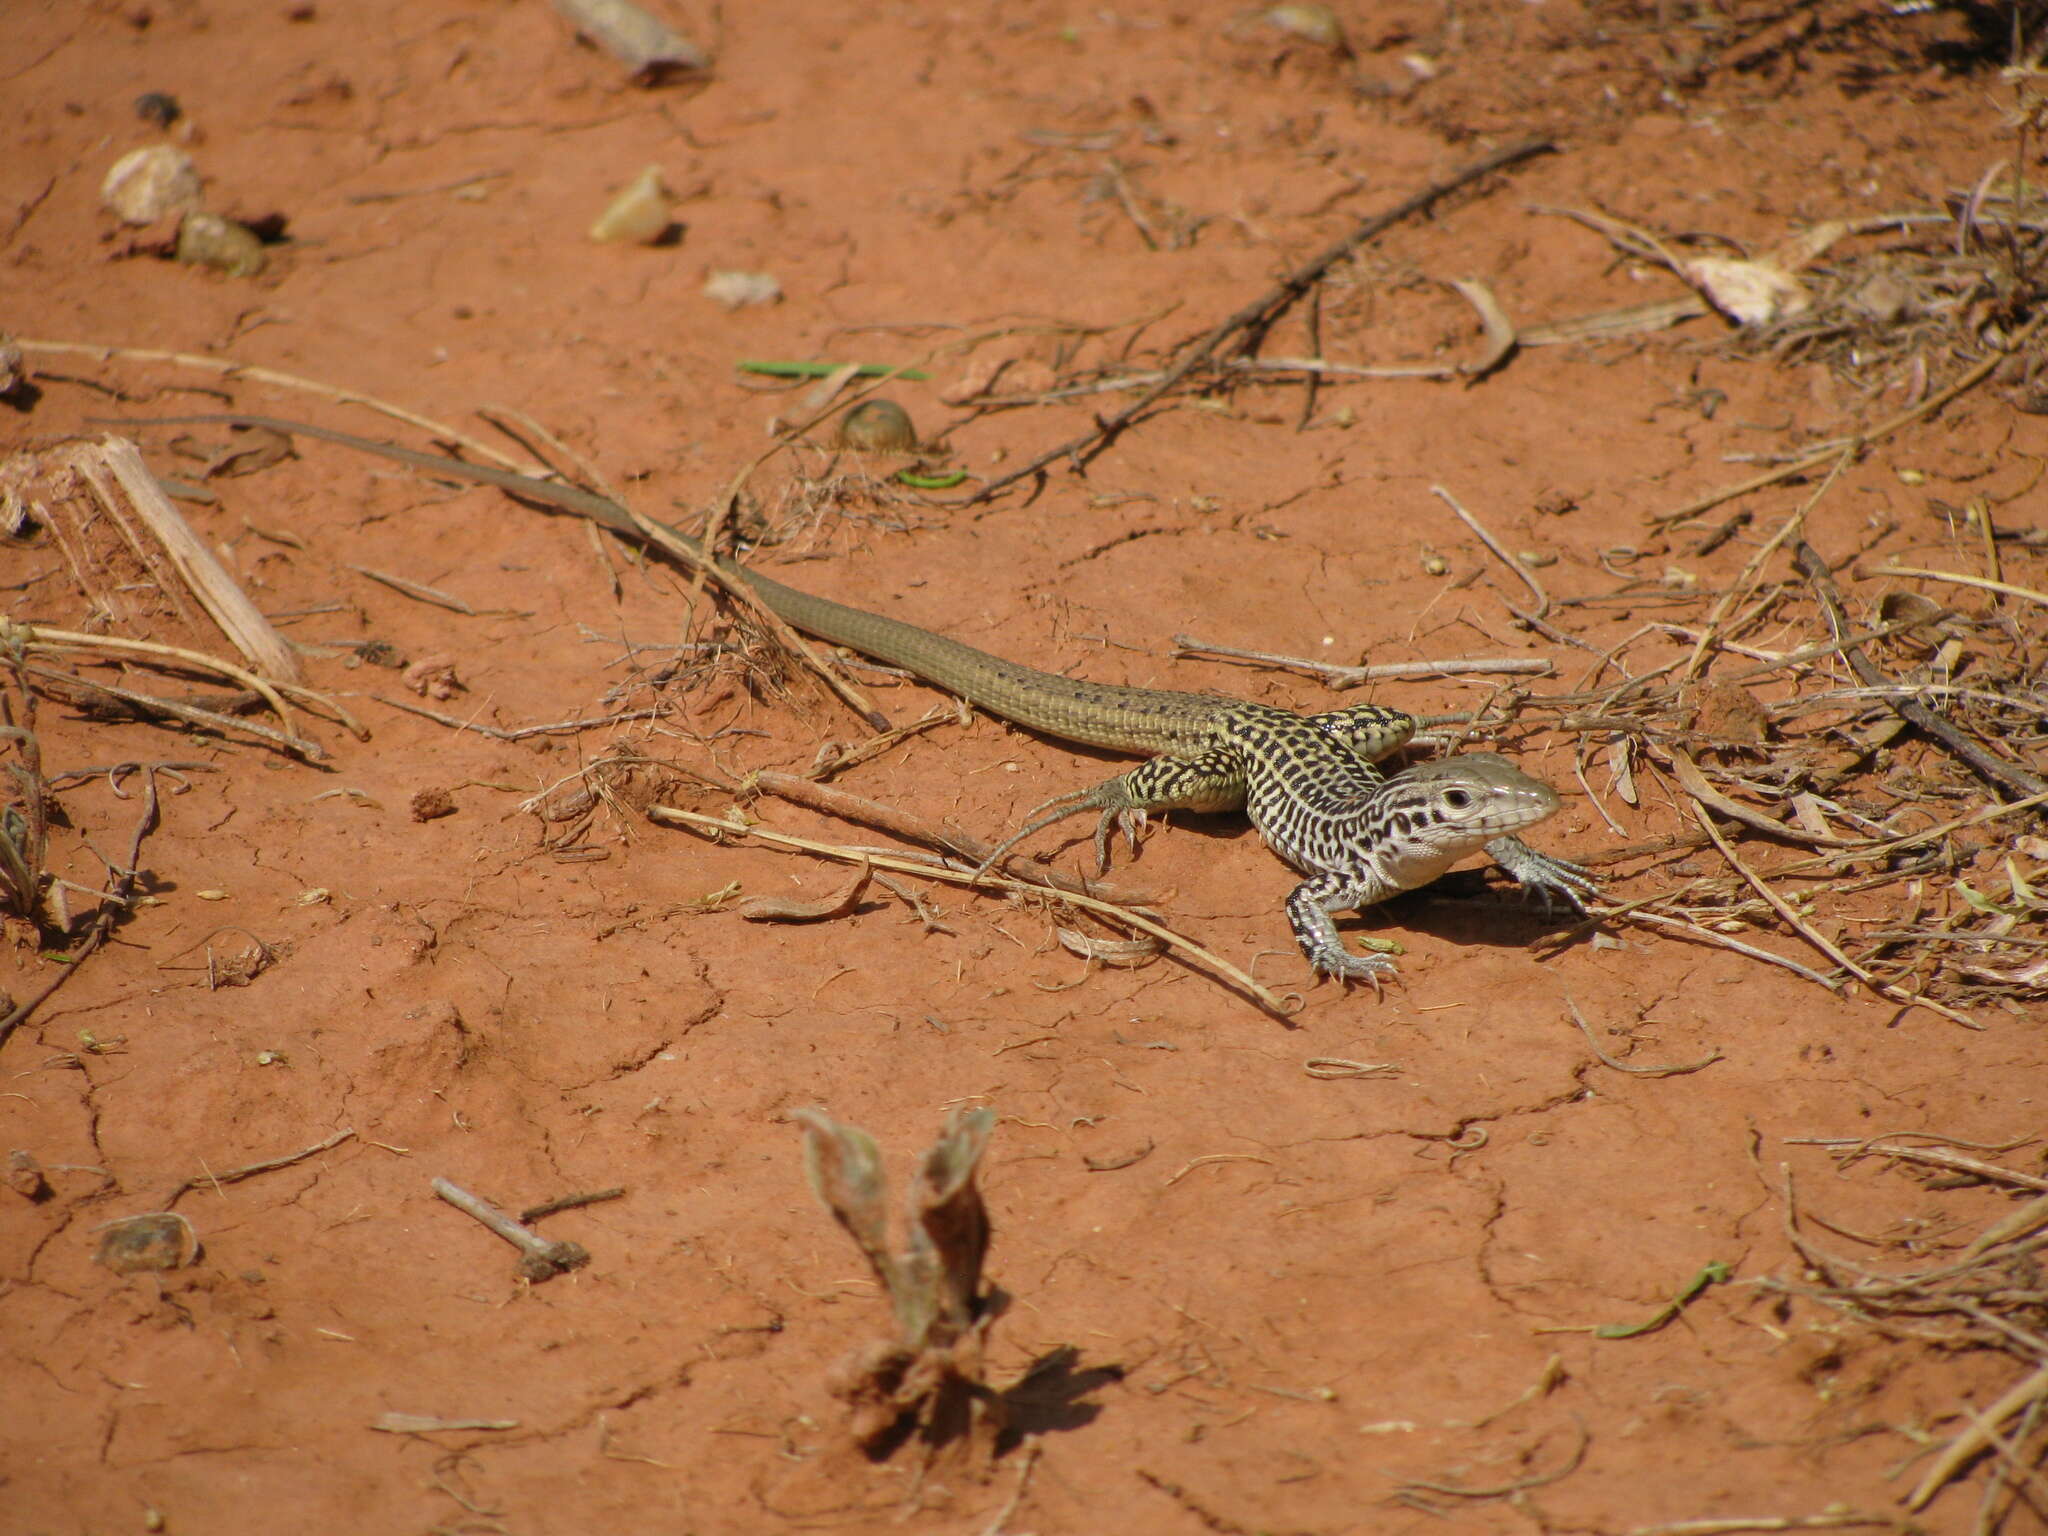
left=1432, top=484, right=1550, bottom=619
left=961, top=137, right=1555, bottom=505
left=647, top=802, right=1296, bottom=1019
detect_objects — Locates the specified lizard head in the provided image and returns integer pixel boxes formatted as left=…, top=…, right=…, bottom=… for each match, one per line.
left=1369, top=753, right=1563, bottom=885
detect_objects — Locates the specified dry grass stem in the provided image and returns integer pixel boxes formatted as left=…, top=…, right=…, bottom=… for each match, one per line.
left=1171, top=633, right=1551, bottom=686
left=1871, top=564, right=2048, bottom=610
left=1431, top=484, right=1549, bottom=619
left=751, top=768, right=1160, bottom=908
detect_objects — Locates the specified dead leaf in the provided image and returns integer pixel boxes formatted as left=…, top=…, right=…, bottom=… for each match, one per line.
left=1693, top=681, right=1771, bottom=747
left=736, top=865, right=870, bottom=922
left=201, top=425, right=294, bottom=480
left=1682, top=255, right=1808, bottom=326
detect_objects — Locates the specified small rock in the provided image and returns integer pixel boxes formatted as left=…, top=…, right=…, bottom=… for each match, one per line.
left=703, top=269, right=780, bottom=310
left=176, top=211, right=266, bottom=276
left=410, top=787, right=458, bottom=822
left=101, top=144, right=202, bottom=225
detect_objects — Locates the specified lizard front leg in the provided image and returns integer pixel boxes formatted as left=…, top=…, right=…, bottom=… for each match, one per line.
left=1486, top=836, right=1599, bottom=913
left=1284, top=867, right=1403, bottom=991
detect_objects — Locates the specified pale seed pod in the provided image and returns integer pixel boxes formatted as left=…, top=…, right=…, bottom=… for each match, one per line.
left=589, top=164, right=671, bottom=244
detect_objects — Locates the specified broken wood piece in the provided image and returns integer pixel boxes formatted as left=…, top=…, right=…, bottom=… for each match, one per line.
left=0, top=435, right=302, bottom=682
left=432, top=1177, right=590, bottom=1283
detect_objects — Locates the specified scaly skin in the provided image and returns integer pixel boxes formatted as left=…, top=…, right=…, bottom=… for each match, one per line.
left=109, top=412, right=1596, bottom=982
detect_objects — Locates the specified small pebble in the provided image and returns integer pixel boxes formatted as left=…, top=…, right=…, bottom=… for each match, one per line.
left=834, top=399, right=917, bottom=454
left=1264, top=4, right=1349, bottom=52
left=95, top=1212, right=199, bottom=1274
left=134, top=90, right=181, bottom=127
left=176, top=211, right=266, bottom=276
left=101, top=144, right=202, bottom=224
left=702, top=269, right=780, bottom=309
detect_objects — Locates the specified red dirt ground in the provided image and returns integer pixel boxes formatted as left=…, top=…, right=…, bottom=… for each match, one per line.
left=4, top=2, right=2046, bottom=1532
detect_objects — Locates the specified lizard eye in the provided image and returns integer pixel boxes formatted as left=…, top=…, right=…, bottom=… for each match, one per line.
left=1442, top=788, right=1473, bottom=810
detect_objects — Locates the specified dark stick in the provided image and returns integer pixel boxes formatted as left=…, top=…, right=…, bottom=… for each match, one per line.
left=519, top=1186, right=625, bottom=1223
left=0, top=769, right=160, bottom=1052
left=1794, top=541, right=2048, bottom=801
left=961, top=136, right=1557, bottom=506
left=1296, top=282, right=1323, bottom=434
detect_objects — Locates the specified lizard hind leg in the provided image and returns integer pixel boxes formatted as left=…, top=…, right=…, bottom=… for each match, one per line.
left=972, top=746, right=1252, bottom=880
left=971, top=781, right=1126, bottom=880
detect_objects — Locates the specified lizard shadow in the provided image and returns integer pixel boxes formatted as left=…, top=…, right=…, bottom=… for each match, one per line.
left=1350, top=873, right=1589, bottom=956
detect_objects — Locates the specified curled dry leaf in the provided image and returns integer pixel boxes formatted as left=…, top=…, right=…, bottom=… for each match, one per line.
left=735, top=864, right=871, bottom=922
left=1605, top=737, right=1639, bottom=807
left=1447, top=277, right=1518, bottom=377
left=1055, top=925, right=1161, bottom=966
left=1682, top=255, right=1806, bottom=326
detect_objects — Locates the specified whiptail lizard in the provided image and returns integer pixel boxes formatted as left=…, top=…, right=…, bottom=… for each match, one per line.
left=104, top=414, right=1597, bottom=985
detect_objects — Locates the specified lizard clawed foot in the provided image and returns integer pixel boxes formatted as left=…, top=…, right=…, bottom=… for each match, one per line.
left=1312, top=949, right=1399, bottom=998
left=1486, top=835, right=1599, bottom=916
left=1089, top=807, right=1150, bottom=874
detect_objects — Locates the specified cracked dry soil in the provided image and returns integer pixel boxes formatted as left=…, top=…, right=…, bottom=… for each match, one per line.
left=4, top=2, right=2047, bottom=1533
